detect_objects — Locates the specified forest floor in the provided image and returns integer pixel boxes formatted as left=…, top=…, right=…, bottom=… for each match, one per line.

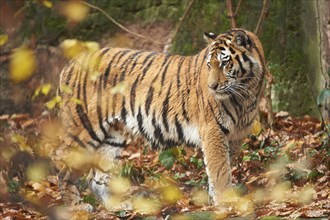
left=0, top=112, right=329, bottom=219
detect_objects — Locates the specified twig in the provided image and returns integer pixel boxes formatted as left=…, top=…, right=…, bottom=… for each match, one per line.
left=234, top=0, right=243, bottom=16
left=265, top=68, right=274, bottom=126
left=163, top=0, right=195, bottom=53
left=80, top=1, right=165, bottom=45
left=255, top=0, right=270, bottom=36
left=226, top=0, right=237, bottom=28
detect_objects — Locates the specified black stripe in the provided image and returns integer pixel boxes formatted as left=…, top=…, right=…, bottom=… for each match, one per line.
left=68, top=132, right=88, bottom=148
left=96, top=75, right=108, bottom=138
left=141, top=52, right=157, bottom=66
left=82, top=68, right=89, bottom=112
left=181, top=96, right=190, bottom=122
left=174, top=115, right=184, bottom=141
left=96, top=48, right=110, bottom=69
left=121, top=99, right=127, bottom=123
left=87, top=141, right=98, bottom=148
left=241, top=52, right=249, bottom=62
left=76, top=68, right=102, bottom=144
left=126, top=52, right=144, bottom=76
left=152, top=111, right=164, bottom=145
left=105, top=90, right=110, bottom=123
left=162, top=82, right=172, bottom=132
left=140, top=54, right=157, bottom=82
left=119, top=51, right=142, bottom=82
left=176, top=57, right=185, bottom=93
left=229, top=47, right=236, bottom=55
left=103, top=49, right=130, bottom=89
left=65, top=109, right=79, bottom=127
left=235, top=55, right=246, bottom=74
left=197, top=49, right=209, bottom=109
left=76, top=104, right=102, bottom=144
left=145, top=87, right=154, bottom=115
left=207, top=100, right=229, bottom=135
left=130, top=75, right=140, bottom=115
left=81, top=52, right=96, bottom=113
left=220, top=101, right=237, bottom=125
left=229, top=95, right=242, bottom=117
left=103, top=139, right=126, bottom=148
left=193, top=52, right=201, bottom=84
left=64, top=64, right=74, bottom=86
left=137, top=106, right=144, bottom=134
left=160, top=56, right=173, bottom=87
left=151, top=53, right=170, bottom=85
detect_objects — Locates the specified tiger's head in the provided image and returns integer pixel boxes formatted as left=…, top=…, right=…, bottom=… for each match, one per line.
left=204, top=29, right=264, bottom=100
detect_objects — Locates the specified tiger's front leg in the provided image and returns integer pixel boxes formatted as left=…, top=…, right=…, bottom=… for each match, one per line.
left=200, top=121, right=232, bottom=206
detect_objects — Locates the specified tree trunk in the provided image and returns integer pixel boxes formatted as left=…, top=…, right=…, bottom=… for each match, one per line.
left=317, top=0, right=330, bottom=120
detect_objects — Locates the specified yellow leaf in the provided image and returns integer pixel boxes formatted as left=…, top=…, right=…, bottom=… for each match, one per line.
left=84, top=41, right=100, bottom=52
left=42, top=0, right=53, bottom=8
left=11, top=134, right=33, bottom=155
left=10, top=48, right=36, bottom=83
left=234, top=197, right=253, bottom=214
left=33, top=83, right=52, bottom=99
left=132, top=197, right=160, bottom=214
left=45, top=95, right=61, bottom=109
left=64, top=147, right=91, bottom=169
left=0, top=147, right=16, bottom=162
left=60, top=39, right=85, bottom=59
left=161, top=184, right=182, bottom=204
left=41, top=83, right=52, bottom=95
left=191, top=189, right=209, bottom=206
left=270, top=181, right=291, bottom=202
left=0, top=34, right=9, bottom=46
left=61, top=84, right=73, bottom=94
left=294, top=184, right=316, bottom=204
left=221, top=188, right=240, bottom=203
left=110, top=82, right=126, bottom=95
left=108, top=177, right=131, bottom=195
left=250, top=120, right=263, bottom=136
left=60, top=1, right=89, bottom=23
left=89, top=71, right=101, bottom=82
left=71, top=97, right=83, bottom=105
left=26, top=162, right=49, bottom=182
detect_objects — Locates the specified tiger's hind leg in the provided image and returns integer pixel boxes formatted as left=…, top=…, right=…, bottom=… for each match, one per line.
left=89, top=121, right=128, bottom=208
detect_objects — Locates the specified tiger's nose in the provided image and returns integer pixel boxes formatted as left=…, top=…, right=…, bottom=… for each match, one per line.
left=208, top=83, right=219, bottom=90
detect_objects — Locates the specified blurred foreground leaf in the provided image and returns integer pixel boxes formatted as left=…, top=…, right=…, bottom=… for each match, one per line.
left=59, top=1, right=89, bottom=23
left=60, top=39, right=100, bottom=59
left=10, top=48, right=36, bottom=83
left=45, top=95, right=61, bottom=109
left=0, top=34, right=8, bottom=46
left=26, top=162, right=49, bottom=182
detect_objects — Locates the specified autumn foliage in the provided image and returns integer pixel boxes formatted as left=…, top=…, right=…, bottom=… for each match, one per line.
left=0, top=111, right=329, bottom=219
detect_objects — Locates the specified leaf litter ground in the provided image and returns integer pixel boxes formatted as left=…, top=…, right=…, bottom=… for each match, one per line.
left=0, top=112, right=329, bottom=219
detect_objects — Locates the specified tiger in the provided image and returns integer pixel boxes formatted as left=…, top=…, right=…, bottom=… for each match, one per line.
left=58, top=28, right=266, bottom=207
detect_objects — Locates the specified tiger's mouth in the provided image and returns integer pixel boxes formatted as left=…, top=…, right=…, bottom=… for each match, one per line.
left=209, top=80, right=239, bottom=100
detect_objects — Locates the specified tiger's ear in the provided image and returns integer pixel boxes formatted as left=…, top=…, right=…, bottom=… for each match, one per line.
left=203, top=32, right=218, bottom=43
left=234, top=30, right=251, bottom=49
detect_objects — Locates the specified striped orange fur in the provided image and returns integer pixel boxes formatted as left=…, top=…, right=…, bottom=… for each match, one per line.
left=59, top=29, right=266, bottom=206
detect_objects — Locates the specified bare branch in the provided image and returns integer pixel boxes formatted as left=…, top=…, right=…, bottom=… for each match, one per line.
left=234, top=0, right=243, bottom=16
left=254, top=0, right=270, bottom=36
left=163, top=0, right=195, bottom=53
left=226, top=0, right=237, bottom=28
left=265, top=69, right=274, bottom=126
left=80, top=1, right=165, bottom=45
